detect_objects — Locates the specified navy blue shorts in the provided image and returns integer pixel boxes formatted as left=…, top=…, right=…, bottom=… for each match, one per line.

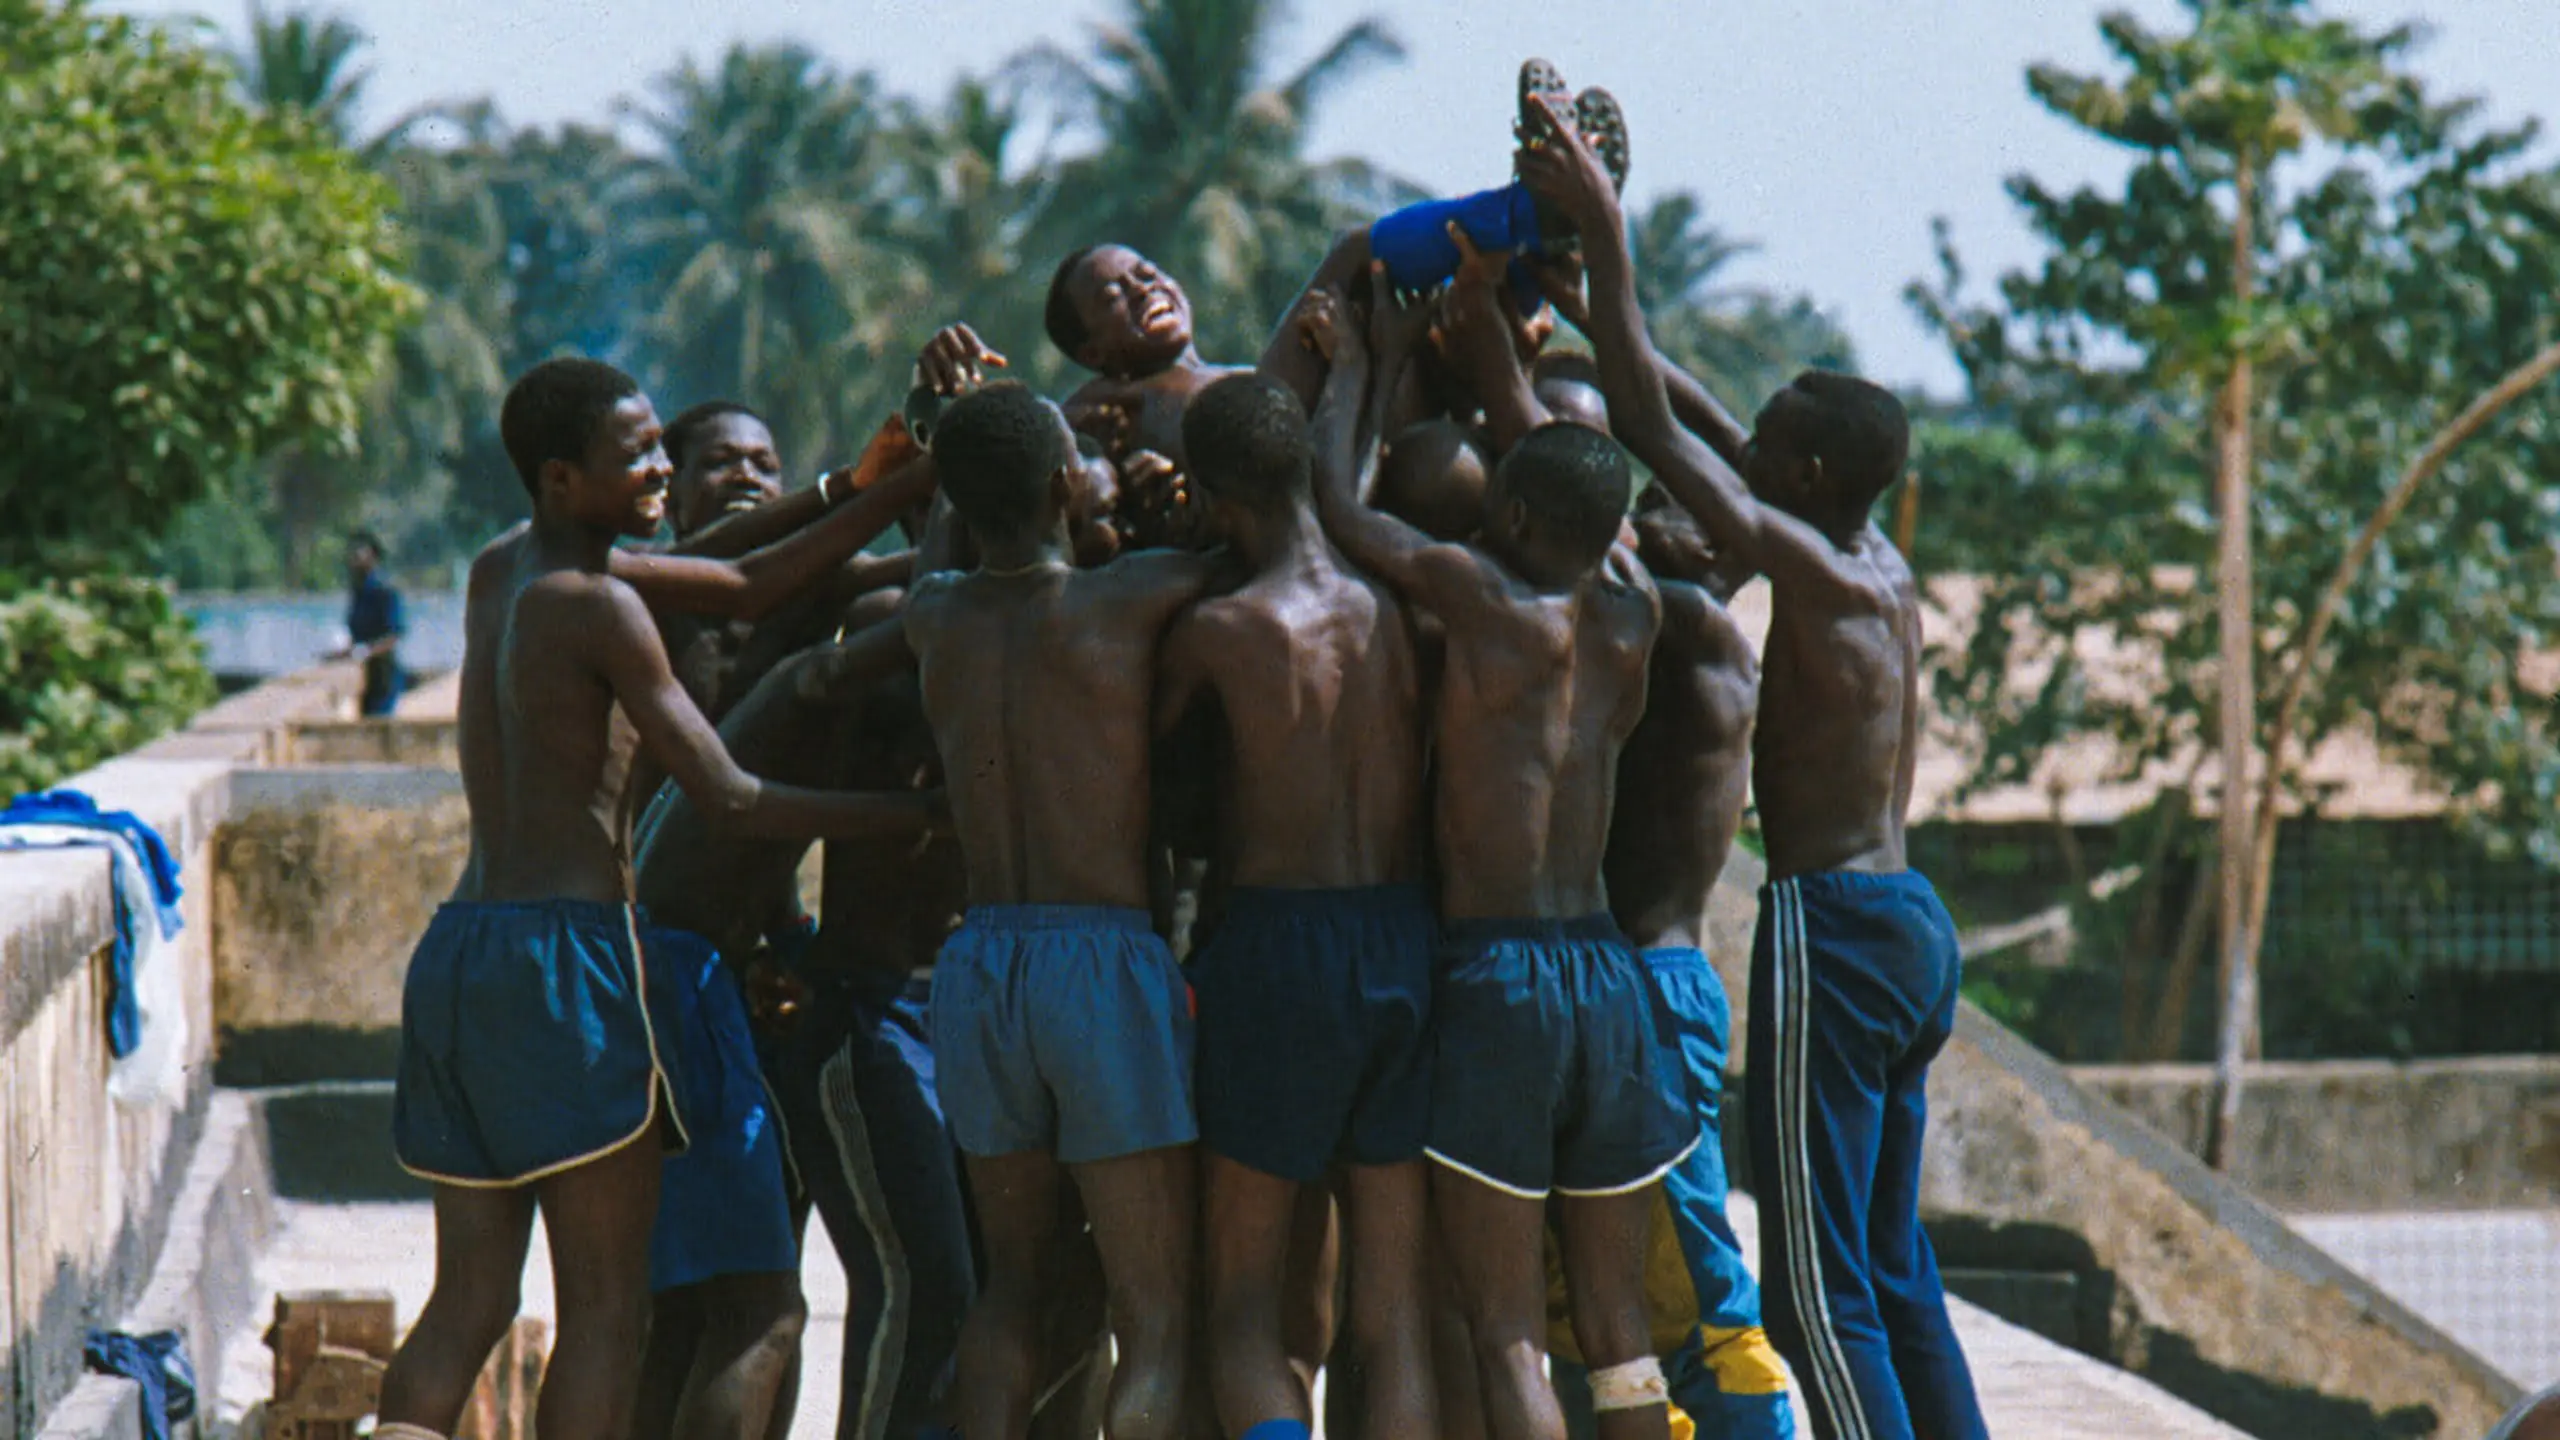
left=393, top=900, right=686, bottom=1186
left=1193, top=884, right=1435, bottom=1182
left=1427, top=915, right=1697, bottom=1198
left=932, top=906, right=1196, bottom=1164
left=644, top=926, right=798, bottom=1292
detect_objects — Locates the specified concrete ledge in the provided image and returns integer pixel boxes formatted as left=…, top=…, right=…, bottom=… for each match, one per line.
left=287, top=718, right=459, bottom=768
left=2072, top=1057, right=2560, bottom=1211
left=242, top=1081, right=424, bottom=1202
left=124, top=1089, right=277, bottom=1421
left=0, top=850, right=113, bottom=1050
left=226, top=764, right=462, bottom=813
left=32, top=1375, right=143, bottom=1440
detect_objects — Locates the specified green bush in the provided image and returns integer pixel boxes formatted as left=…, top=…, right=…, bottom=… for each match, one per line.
left=0, top=574, right=217, bottom=796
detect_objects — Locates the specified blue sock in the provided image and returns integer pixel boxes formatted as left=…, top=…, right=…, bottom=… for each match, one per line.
left=1368, top=184, right=1546, bottom=305
left=1239, top=1422, right=1314, bottom=1440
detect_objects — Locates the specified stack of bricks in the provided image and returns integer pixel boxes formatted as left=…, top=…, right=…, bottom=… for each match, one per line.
left=259, top=1291, right=545, bottom=1440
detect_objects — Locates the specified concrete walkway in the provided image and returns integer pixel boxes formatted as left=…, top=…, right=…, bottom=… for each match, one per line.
left=212, top=1195, right=2248, bottom=1439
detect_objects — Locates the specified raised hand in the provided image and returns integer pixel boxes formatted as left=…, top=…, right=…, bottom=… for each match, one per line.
left=1515, top=93, right=1622, bottom=239
left=1529, top=250, right=1592, bottom=334
left=1291, top=286, right=1347, bottom=361
left=1441, top=222, right=1530, bottom=366
left=1064, top=392, right=1136, bottom=457
left=915, top=322, right=1007, bottom=396
left=1365, top=265, right=1437, bottom=369
left=1117, top=448, right=1201, bottom=550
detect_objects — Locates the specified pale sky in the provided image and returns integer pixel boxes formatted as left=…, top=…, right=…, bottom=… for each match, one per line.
left=123, top=0, right=2560, bottom=396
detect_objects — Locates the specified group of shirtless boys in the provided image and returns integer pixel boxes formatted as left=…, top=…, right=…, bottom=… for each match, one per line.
left=369, top=62, right=1989, bottom=1440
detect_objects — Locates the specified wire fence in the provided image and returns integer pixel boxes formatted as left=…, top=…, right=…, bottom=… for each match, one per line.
left=2292, top=1210, right=2560, bottom=1393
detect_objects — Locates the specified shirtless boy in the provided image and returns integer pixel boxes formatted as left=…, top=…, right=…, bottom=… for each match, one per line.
left=1152, top=372, right=1435, bottom=1440
left=1307, top=284, right=1692, bottom=1440
left=631, top=619, right=936, bottom=1440
left=1522, top=100, right=1988, bottom=1440
left=1544, top=489, right=1792, bottom=1440
left=373, top=358, right=941, bottom=1440
left=901, top=381, right=1212, bottom=1440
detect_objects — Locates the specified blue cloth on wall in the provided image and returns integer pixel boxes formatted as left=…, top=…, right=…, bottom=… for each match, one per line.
left=84, top=1329, right=197, bottom=1440
left=2, top=789, right=182, bottom=931
left=0, top=789, right=186, bottom=1061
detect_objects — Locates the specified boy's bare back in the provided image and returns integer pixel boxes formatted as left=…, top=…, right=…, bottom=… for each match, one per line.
left=1430, top=562, right=1655, bottom=918
left=1164, top=557, right=1423, bottom=889
left=1605, top=520, right=1760, bottom=950
left=906, top=552, right=1205, bottom=909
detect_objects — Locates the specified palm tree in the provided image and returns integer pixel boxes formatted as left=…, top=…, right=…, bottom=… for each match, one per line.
left=1630, top=191, right=1856, bottom=411
left=1017, top=0, right=1417, bottom=359
left=233, top=2, right=371, bottom=141
left=868, top=75, right=1061, bottom=390
left=619, top=44, right=908, bottom=470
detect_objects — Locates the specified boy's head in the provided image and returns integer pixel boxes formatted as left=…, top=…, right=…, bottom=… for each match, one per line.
left=664, top=401, right=782, bottom=538
left=499, top=357, right=670, bottom=538
left=344, top=530, right=385, bottom=578
left=1484, top=421, right=1633, bottom=582
left=932, top=381, right=1081, bottom=551
left=1376, top=419, right=1491, bottom=543
left=1182, top=373, right=1312, bottom=532
left=1746, top=371, right=1909, bottom=535
left=1633, top=485, right=1752, bottom=601
left=1532, top=351, right=1610, bottom=435
left=1045, top=244, right=1194, bottom=377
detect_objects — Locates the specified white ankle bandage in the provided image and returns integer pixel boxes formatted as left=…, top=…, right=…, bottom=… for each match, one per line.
left=1590, top=1355, right=1670, bottom=1411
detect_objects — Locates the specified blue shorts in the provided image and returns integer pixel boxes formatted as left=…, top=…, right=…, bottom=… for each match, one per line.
left=1427, top=915, right=1697, bottom=1198
left=644, top=926, right=799, bottom=1292
left=1648, top=947, right=1765, bottom=1334
left=393, top=900, right=687, bottom=1186
left=931, top=906, right=1196, bottom=1164
left=1194, top=884, right=1435, bottom=1182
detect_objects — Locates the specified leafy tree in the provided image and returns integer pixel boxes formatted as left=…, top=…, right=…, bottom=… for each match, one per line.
left=0, top=0, right=417, bottom=575
left=1628, top=192, right=1857, bottom=415
left=0, top=575, right=217, bottom=795
left=1908, top=0, right=2560, bottom=1063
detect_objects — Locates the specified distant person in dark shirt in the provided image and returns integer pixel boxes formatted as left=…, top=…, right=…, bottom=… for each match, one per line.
left=334, top=530, right=407, bottom=716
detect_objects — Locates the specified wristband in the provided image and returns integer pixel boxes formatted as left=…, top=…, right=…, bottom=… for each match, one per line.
left=817, top=468, right=841, bottom=506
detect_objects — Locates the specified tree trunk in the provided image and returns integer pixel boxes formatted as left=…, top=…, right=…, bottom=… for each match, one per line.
left=2142, top=854, right=2221, bottom=1062
left=2207, top=155, right=2259, bottom=1172
left=2119, top=783, right=2196, bottom=1058
left=2235, top=336, right=2560, bottom=983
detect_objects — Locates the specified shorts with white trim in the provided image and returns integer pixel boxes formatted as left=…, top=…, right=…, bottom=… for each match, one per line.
left=393, top=900, right=687, bottom=1186
left=1745, top=869, right=1987, bottom=1440
left=1426, top=914, right=1697, bottom=1198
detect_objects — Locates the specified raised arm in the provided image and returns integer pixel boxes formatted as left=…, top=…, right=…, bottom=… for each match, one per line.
left=1259, top=225, right=1374, bottom=414
left=1517, top=98, right=1843, bottom=590
left=1440, top=224, right=1551, bottom=454
left=591, top=583, right=939, bottom=841
left=1533, top=252, right=1750, bottom=465
left=612, top=454, right=937, bottom=622
left=673, top=412, right=924, bottom=559
left=1303, top=282, right=1501, bottom=614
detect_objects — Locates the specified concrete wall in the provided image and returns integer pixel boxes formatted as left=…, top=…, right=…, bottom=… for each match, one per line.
left=0, top=661, right=366, bottom=1434
left=2072, top=1058, right=2560, bottom=1212
left=212, top=766, right=468, bottom=1083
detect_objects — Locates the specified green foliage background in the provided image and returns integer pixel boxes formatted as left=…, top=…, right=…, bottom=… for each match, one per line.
left=1, top=0, right=415, bottom=790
